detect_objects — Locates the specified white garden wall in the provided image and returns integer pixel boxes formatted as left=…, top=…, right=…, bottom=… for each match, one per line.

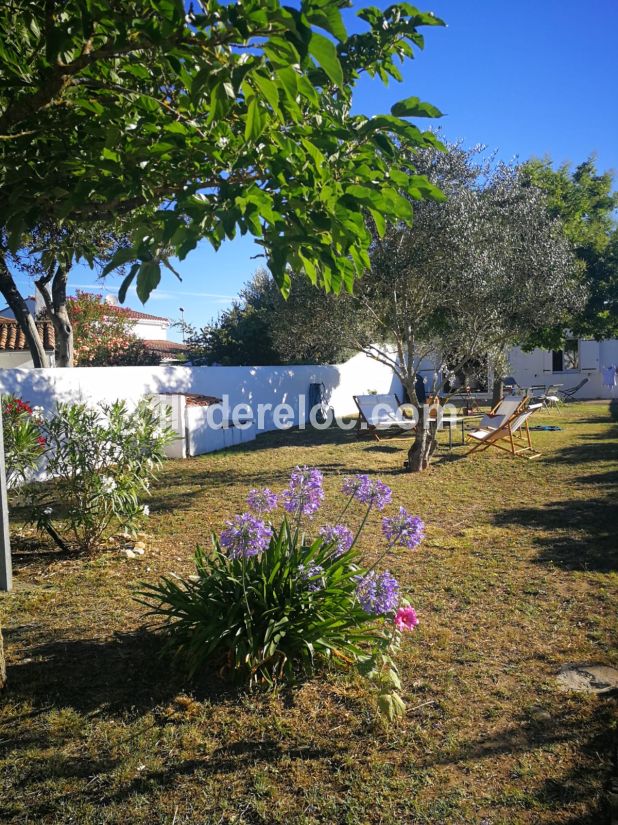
left=0, top=351, right=402, bottom=455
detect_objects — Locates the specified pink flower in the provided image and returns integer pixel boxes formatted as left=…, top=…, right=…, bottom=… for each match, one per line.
left=394, top=606, right=419, bottom=632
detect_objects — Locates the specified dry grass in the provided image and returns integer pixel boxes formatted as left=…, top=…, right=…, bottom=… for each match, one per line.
left=1, top=400, right=616, bottom=824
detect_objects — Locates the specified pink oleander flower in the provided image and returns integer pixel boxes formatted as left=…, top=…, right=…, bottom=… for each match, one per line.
left=394, top=606, right=419, bottom=632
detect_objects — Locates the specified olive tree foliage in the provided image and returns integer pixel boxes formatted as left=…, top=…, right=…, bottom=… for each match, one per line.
left=0, top=0, right=446, bottom=366
left=187, top=268, right=357, bottom=365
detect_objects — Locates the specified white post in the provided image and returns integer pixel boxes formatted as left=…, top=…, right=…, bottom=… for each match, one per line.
left=0, top=404, right=12, bottom=592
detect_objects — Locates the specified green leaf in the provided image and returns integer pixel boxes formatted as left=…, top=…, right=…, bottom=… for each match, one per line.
left=101, top=247, right=136, bottom=278
left=244, top=97, right=265, bottom=142
left=136, top=261, right=161, bottom=304
left=118, top=263, right=140, bottom=304
left=253, top=73, right=281, bottom=116
left=391, top=96, right=443, bottom=118
left=308, top=32, right=343, bottom=88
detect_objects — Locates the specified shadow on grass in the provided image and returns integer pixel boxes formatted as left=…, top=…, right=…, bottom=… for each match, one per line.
left=423, top=701, right=615, bottom=823
left=1, top=629, right=238, bottom=724
left=493, top=417, right=618, bottom=572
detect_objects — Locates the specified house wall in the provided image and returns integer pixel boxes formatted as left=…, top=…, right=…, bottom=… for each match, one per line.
left=133, top=319, right=169, bottom=341
left=0, top=352, right=38, bottom=369
left=0, top=350, right=402, bottom=433
left=508, top=339, right=618, bottom=398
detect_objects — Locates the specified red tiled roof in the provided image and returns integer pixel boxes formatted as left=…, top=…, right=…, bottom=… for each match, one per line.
left=0, top=320, right=55, bottom=352
left=110, top=306, right=169, bottom=323
left=143, top=339, right=188, bottom=353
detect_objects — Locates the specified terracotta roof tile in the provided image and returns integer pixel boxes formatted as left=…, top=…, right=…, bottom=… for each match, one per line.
left=143, top=339, right=188, bottom=353
left=0, top=320, right=55, bottom=352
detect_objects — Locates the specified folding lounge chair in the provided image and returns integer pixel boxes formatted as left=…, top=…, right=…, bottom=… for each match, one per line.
left=466, top=404, right=542, bottom=460
left=353, top=393, right=415, bottom=440
left=475, top=394, right=529, bottom=432
left=558, top=378, right=589, bottom=402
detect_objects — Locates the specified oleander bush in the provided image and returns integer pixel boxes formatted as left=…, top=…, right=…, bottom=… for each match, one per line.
left=29, top=399, right=173, bottom=553
left=139, top=468, right=425, bottom=719
left=1, top=395, right=46, bottom=491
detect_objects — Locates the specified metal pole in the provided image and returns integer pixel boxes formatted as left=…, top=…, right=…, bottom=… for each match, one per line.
left=0, top=404, right=12, bottom=592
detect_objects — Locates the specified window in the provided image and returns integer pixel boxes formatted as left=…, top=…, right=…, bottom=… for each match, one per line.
left=552, top=339, right=580, bottom=372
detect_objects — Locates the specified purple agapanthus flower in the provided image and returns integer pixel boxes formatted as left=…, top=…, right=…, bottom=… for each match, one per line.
left=355, top=570, right=399, bottom=615
left=220, top=513, right=273, bottom=559
left=246, top=487, right=278, bottom=514
left=299, top=563, right=325, bottom=592
left=341, top=474, right=392, bottom=511
left=283, top=466, right=324, bottom=517
left=319, top=523, right=354, bottom=557
left=382, top=507, right=425, bottom=549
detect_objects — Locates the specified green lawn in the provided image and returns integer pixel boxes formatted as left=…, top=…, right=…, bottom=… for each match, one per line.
left=1, top=401, right=616, bottom=824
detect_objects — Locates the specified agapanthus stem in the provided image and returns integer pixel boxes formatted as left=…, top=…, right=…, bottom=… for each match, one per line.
left=349, top=502, right=373, bottom=551
left=363, top=530, right=404, bottom=575
left=335, top=492, right=356, bottom=522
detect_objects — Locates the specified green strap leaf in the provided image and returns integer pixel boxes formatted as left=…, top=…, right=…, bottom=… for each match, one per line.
left=118, top=263, right=140, bottom=304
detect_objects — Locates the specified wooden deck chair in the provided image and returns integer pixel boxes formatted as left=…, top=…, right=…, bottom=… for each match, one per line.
left=475, top=394, right=529, bottom=432
left=353, top=393, right=415, bottom=440
left=465, top=404, right=542, bottom=459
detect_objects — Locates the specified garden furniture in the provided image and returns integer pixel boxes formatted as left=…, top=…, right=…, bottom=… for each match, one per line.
left=353, top=394, right=415, bottom=440
left=465, top=403, right=542, bottom=460
left=558, top=378, right=589, bottom=402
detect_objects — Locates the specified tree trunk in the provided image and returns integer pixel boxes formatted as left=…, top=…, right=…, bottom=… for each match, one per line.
left=492, top=377, right=504, bottom=407
left=400, top=376, right=437, bottom=472
left=35, top=264, right=73, bottom=367
left=0, top=255, right=50, bottom=368
left=0, top=624, right=6, bottom=691
left=407, top=412, right=437, bottom=472
left=51, top=306, right=74, bottom=367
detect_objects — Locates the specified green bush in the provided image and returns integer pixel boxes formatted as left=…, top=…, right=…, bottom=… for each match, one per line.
left=139, top=469, right=425, bottom=719
left=30, top=399, right=173, bottom=553
left=1, top=395, right=46, bottom=491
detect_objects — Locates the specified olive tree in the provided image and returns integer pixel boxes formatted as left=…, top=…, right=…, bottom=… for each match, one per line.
left=273, top=146, right=582, bottom=470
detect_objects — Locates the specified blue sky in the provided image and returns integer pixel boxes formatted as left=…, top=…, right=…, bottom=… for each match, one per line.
left=15, top=0, right=618, bottom=339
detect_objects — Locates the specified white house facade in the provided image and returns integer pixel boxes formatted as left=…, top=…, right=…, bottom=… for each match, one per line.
left=508, top=337, right=618, bottom=399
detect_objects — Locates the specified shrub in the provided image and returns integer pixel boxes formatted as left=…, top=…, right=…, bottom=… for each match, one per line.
left=1, top=395, right=46, bottom=491
left=139, top=468, right=425, bottom=720
left=68, top=291, right=160, bottom=366
left=29, top=399, right=173, bottom=553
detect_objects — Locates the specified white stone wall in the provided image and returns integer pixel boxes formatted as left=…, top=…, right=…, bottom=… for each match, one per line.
left=0, top=351, right=403, bottom=449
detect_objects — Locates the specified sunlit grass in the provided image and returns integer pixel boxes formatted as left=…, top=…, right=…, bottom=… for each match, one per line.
left=1, top=401, right=616, bottom=824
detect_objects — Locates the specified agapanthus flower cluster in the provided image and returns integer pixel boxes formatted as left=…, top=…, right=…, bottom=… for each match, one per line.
left=341, top=474, right=392, bottom=511
left=319, top=523, right=354, bottom=557
left=220, top=513, right=273, bottom=559
left=355, top=570, right=399, bottom=615
left=382, top=507, right=425, bottom=549
left=299, top=563, right=325, bottom=592
left=283, top=465, right=324, bottom=517
left=246, top=487, right=279, bottom=514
